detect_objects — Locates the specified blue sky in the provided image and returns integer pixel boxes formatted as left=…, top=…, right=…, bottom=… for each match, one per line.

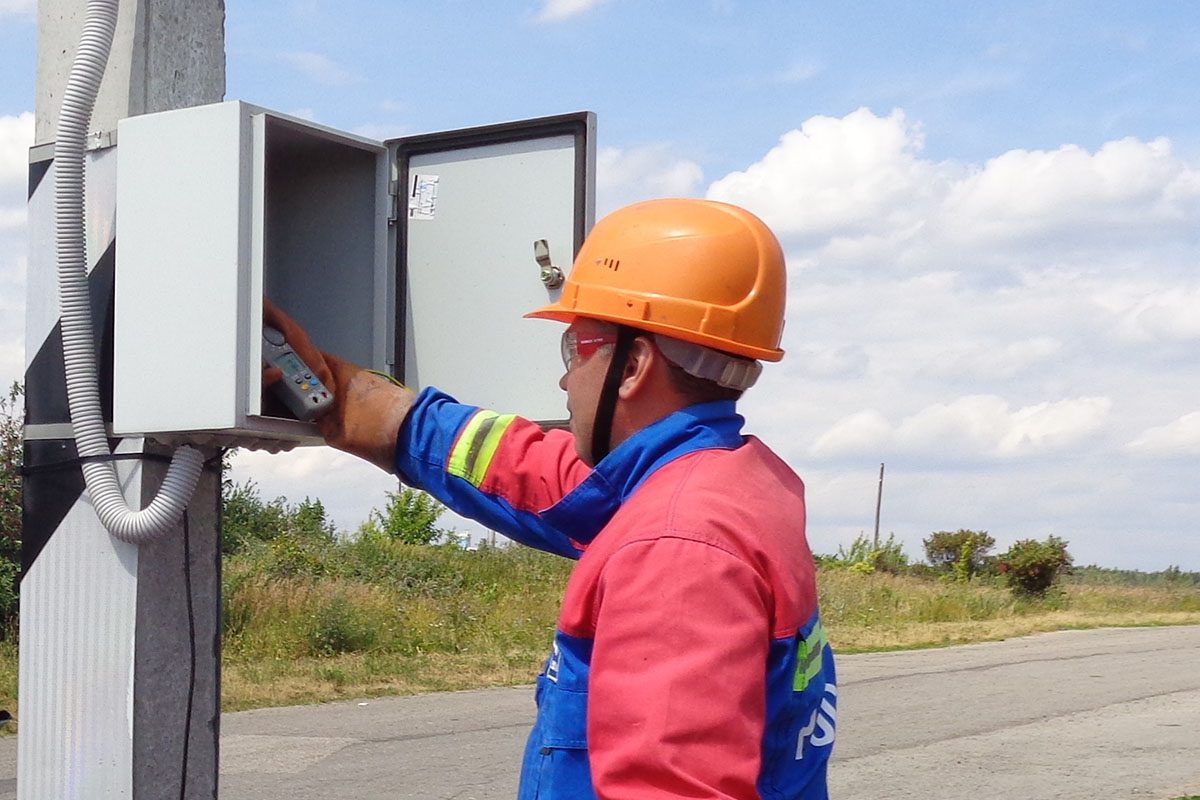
left=2, top=1, right=1199, bottom=570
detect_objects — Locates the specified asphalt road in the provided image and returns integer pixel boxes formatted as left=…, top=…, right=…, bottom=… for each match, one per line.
left=5, top=626, right=1200, bottom=798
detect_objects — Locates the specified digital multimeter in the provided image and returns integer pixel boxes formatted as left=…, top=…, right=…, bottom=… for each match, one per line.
left=262, top=325, right=334, bottom=422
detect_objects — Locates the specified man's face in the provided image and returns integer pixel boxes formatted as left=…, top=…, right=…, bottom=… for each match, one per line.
left=558, top=319, right=619, bottom=465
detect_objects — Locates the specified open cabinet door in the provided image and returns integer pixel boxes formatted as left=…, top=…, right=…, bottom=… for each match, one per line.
left=390, top=112, right=595, bottom=423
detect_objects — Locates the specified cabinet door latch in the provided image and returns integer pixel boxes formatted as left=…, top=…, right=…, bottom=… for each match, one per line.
left=534, top=239, right=565, bottom=289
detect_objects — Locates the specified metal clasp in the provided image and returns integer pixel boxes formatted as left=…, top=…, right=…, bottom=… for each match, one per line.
left=534, top=239, right=564, bottom=289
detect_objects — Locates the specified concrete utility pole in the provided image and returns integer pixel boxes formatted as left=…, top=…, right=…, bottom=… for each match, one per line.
left=23, top=2, right=224, bottom=797
left=873, top=462, right=884, bottom=550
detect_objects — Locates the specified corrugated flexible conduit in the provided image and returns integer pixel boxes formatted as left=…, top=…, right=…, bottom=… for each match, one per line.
left=56, top=0, right=203, bottom=543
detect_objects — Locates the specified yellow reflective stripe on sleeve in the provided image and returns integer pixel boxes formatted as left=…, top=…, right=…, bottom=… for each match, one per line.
left=447, top=411, right=517, bottom=487
left=793, top=621, right=829, bottom=693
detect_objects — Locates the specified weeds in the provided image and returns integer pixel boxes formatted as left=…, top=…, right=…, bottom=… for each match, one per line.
left=5, top=533, right=1196, bottom=713
left=211, top=540, right=1200, bottom=710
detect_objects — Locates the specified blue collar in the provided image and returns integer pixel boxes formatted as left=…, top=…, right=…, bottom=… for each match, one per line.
left=540, top=400, right=745, bottom=544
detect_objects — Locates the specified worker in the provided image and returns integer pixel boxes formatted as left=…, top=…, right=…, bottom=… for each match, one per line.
left=265, top=198, right=836, bottom=799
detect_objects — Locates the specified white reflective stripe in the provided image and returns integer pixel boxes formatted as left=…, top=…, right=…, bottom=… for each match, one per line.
left=653, top=334, right=762, bottom=390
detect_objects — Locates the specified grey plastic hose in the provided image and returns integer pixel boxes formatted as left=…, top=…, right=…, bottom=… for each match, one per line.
left=56, top=0, right=203, bottom=543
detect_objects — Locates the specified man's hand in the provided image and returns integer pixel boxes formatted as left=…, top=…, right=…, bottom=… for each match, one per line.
left=263, top=300, right=415, bottom=472
left=261, top=299, right=335, bottom=392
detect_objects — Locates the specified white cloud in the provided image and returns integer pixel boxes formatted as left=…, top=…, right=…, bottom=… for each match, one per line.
left=1127, top=412, right=1200, bottom=457
left=0, top=340, right=22, bottom=394
left=811, top=395, right=1112, bottom=461
left=535, top=0, right=611, bottom=23
left=352, top=122, right=411, bottom=141
left=233, top=446, right=336, bottom=482
left=229, top=446, right=399, bottom=533
left=865, top=401, right=1006, bottom=461
left=810, top=410, right=891, bottom=459
left=994, top=396, right=1112, bottom=455
left=913, top=336, right=1063, bottom=381
left=0, top=248, right=24, bottom=300
left=708, top=108, right=949, bottom=242
left=0, top=114, right=32, bottom=393
left=0, top=113, right=34, bottom=198
left=707, top=108, right=1200, bottom=284
left=789, top=343, right=870, bottom=379
left=1096, top=284, right=1200, bottom=344
left=275, top=52, right=360, bottom=87
left=939, top=137, right=1200, bottom=245
left=596, top=144, right=703, bottom=216
left=0, top=0, right=34, bottom=18
left=0, top=208, right=24, bottom=231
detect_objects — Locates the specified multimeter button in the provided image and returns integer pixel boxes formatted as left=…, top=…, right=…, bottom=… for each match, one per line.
left=309, top=378, right=320, bottom=386
left=303, top=372, right=312, bottom=379
left=300, top=384, right=310, bottom=392
left=293, top=377, right=304, bottom=384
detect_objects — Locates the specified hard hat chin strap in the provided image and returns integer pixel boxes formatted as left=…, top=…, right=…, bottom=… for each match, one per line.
left=590, top=326, right=636, bottom=465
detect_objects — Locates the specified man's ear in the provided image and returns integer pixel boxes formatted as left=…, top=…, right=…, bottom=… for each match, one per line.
left=617, top=336, right=658, bottom=400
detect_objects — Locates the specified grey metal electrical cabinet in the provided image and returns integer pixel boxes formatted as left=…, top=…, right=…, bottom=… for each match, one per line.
left=114, top=101, right=594, bottom=446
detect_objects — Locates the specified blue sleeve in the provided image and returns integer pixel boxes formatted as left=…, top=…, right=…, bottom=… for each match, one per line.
left=392, top=387, right=585, bottom=559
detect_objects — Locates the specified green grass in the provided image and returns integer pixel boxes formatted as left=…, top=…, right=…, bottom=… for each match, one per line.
left=219, top=537, right=571, bottom=709
left=0, top=638, right=15, bottom=716
left=3, top=541, right=1199, bottom=713
left=817, top=568, right=1200, bottom=652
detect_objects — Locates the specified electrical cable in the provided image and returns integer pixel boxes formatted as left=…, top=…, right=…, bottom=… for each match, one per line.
left=56, top=0, right=203, bottom=543
left=179, top=507, right=196, bottom=800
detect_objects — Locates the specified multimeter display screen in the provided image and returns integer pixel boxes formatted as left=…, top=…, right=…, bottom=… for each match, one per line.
left=277, top=352, right=306, bottom=376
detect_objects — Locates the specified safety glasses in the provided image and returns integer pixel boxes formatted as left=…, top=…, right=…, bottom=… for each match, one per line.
left=560, top=326, right=619, bottom=370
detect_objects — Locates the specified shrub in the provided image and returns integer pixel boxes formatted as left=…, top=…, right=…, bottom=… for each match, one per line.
left=905, top=563, right=941, bottom=581
left=829, top=533, right=910, bottom=575
left=998, top=536, right=1073, bottom=596
left=221, top=571, right=255, bottom=638
left=340, top=536, right=467, bottom=595
left=222, top=479, right=337, bottom=556
left=256, top=531, right=334, bottom=578
left=221, top=479, right=290, bottom=555
left=358, top=488, right=449, bottom=545
left=0, top=383, right=22, bottom=634
left=1069, top=564, right=1200, bottom=587
left=306, top=592, right=379, bottom=656
left=923, top=529, right=995, bottom=581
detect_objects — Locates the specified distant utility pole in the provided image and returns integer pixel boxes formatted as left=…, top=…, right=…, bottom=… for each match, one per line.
left=873, top=462, right=885, bottom=550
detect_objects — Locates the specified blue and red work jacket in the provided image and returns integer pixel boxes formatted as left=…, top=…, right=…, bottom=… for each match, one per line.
left=394, top=388, right=837, bottom=799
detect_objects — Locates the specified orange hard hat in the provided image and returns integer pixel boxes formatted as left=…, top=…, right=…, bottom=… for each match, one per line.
left=526, top=198, right=787, bottom=361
